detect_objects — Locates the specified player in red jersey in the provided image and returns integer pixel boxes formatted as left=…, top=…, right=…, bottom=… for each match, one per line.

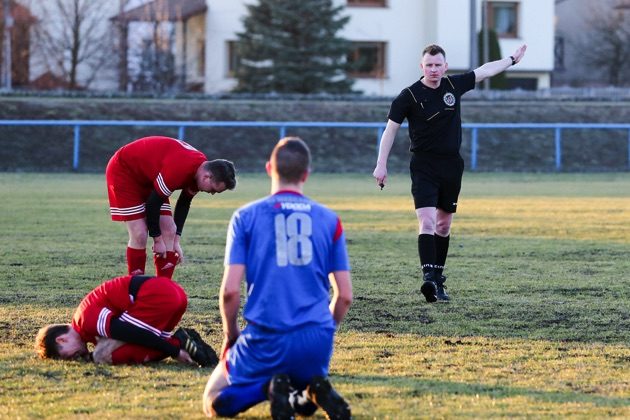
left=35, top=275, right=218, bottom=366
left=106, top=136, right=236, bottom=278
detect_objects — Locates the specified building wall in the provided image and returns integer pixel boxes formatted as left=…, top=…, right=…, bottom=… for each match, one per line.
left=201, top=0, right=554, bottom=96
left=203, top=0, right=250, bottom=93
left=553, top=0, right=624, bottom=87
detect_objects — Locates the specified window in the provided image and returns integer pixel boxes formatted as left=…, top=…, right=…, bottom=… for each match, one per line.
left=347, top=42, right=386, bottom=78
left=347, top=0, right=387, bottom=7
left=487, top=2, right=519, bottom=38
left=227, top=41, right=242, bottom=77
left=197, top=39, right=205, bottom=77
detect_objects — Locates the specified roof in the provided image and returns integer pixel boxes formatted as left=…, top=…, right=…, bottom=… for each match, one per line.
left=112, top=0, right=207, bottom=22
left=0, top=1, right=37, bottom=24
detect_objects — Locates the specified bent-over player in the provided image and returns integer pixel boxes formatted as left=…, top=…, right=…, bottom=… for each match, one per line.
left=106, top=136, right=236, bottom=279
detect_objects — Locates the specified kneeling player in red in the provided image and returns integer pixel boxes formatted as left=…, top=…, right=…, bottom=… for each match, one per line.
left=106, top=136, right=236, bottom=279
left=35, top=275, right=218, bottom=367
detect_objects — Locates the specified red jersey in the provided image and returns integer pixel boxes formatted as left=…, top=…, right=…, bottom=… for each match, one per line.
left=71, top=275, right=134, bottom=344
left=114, top=136, right=207, bottom=198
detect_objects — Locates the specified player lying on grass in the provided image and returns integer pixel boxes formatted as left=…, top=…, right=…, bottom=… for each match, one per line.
left=35, top=274, right=218, bottom=367
left=203, top=137, right=353, bottom=419
left=106, top=136, right=236, bottom=279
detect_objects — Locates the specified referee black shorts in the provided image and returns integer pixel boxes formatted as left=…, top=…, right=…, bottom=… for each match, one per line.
left=409, top=153, right=465, bottom=213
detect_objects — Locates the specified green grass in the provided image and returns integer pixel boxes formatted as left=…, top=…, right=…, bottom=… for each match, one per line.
left=0, top=172, right=629, bottom=419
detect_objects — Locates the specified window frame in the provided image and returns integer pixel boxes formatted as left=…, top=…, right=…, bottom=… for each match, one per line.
left=226, top=40, right=241, bottom=78
left=346, top=0, right=387, bottom=8
left=487, top=1, right=519, bottom=38
left=347, top=41, right=387, bottom=79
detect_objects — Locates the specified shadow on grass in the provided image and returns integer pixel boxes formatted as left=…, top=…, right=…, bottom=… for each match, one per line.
left=337, top=374, right=629, bottom=408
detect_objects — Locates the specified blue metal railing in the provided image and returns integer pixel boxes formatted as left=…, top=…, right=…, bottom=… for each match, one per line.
left=1, top=119, right=629, bottom=171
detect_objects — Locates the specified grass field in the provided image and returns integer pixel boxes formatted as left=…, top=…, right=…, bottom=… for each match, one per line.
left=0, top=172, right=629, bottom=419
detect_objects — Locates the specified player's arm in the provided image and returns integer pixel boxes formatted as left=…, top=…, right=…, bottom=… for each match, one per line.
left=146, top=190, right=167, bottom=255
left=108, top=317, right=180, bottom=358
left=172, top=190, right=195, bottom=262
left=329, top=270, right=353, bottom=325
left=474, top=44, right=527, bottom=83
left=219, top=264, right=244, bottom=354
left=173, top=190, right=194, bottom=237
left=373, top=119, right=402, bottom=187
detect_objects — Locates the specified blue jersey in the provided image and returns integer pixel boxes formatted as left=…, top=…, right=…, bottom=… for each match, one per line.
left=224, top=191, right=350, bottom=331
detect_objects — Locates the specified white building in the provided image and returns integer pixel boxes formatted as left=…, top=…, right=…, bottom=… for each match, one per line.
left=22, top=0, right=555, bottom=94
left=197, top=0, right=554, bottom=96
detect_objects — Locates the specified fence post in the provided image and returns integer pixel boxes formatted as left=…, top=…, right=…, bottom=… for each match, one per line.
left=279, top=126, right=286, bottom=139
left=554, top=127, right=562, bottom=171
left=73, top=125, right=81, bottom=171
left=471, top=127, right=478, bottom=171
left=178, top=126, right=185, bottom=140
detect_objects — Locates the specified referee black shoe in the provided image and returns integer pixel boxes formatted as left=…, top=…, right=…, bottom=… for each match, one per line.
left=306, top=376, right=351, bottom=420
left=268, top=374, right=295, bottom=420
left=420, top=272, right=438, bottom=303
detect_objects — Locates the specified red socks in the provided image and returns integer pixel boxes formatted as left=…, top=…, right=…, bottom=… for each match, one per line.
left=126, top=247, right=146, bottom=275
left=128, top=247, right=179, bottom=278
left=154, top=251, right=179, bottom=279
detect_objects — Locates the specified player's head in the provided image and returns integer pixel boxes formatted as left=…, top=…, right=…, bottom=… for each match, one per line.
left=421, top=44, right=448, bottom=83
left=268, top=137, right=311, bottom=184
left=35, top=324, right=88, bottom=360
left=197, top=159, right=236, bottom=195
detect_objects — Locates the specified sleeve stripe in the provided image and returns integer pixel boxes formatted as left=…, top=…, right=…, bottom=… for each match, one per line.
left=333, top=217, right=344, bottom=242
left=119, top=312, right=163, bottom=337
left=97, top=308, right=112, bottom=337
left=156, top=173, right=172, bottom=196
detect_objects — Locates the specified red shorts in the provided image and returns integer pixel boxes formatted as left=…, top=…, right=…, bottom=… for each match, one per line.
left=106, top=154, right=172, bottom=221
left=111, top=277, right=187, bottom=364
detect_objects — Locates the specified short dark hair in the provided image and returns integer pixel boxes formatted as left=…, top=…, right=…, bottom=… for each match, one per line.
left=271, top=137, right=311, bottom=183
left=35, top=324, right=70, bottom=359
left=204, top=159, right=236, bottom=190
left=422, top=44, right=446, bottom=59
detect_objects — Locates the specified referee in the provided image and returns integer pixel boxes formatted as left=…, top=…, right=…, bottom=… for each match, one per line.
left=373, top=43, right=527, bottom=303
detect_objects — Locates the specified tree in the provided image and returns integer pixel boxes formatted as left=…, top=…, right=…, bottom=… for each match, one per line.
left=131, top=24, right=177, bottom=93
left=234, top=0, right=354, bottom=94
left=578, top=2, right=630, bottom=86
left=31, top=0, right=113, bottom=89
left=477, top=27, right=507, bottom=90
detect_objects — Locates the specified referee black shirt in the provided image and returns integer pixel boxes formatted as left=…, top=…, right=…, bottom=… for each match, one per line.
left=388, top=71, right=475, bottom=157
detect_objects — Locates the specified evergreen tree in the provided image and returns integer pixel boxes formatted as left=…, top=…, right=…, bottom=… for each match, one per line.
left=478, top=28, right=508, bottom=90
left=234, top=0, right=354, bottom=94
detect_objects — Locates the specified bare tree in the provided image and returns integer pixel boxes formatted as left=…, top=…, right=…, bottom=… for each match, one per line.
left=578, top=2, right=630, bottom=86
left=115, top=0, right=131, bottom=91
left=31, top=0, right=114, bottom=89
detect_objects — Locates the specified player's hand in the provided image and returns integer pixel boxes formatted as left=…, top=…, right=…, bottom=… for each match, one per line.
left=373, top=166, right=388, bottom=189
left=173, top=241, right=184, bottom=264
left=512, top=44, right=527, bottom=64
left=93, top=337, right=124, bottom=364
left=176, top=349, right=196, bottom=365
left=220, top=333, right=239, bottom=359
left=152, top=236, right=167, bottom=258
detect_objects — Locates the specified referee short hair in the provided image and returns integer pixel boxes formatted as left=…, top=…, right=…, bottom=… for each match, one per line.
left=271, top=137, right=311, bottom=183
left=422, top=44, right=446, bottom=58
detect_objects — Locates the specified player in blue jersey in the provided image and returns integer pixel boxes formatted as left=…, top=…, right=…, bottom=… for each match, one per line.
left=202, top=137, right=353, bottom=419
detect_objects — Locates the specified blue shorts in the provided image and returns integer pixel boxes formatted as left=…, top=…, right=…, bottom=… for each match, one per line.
left=226, top=322, right=335, bottom=390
